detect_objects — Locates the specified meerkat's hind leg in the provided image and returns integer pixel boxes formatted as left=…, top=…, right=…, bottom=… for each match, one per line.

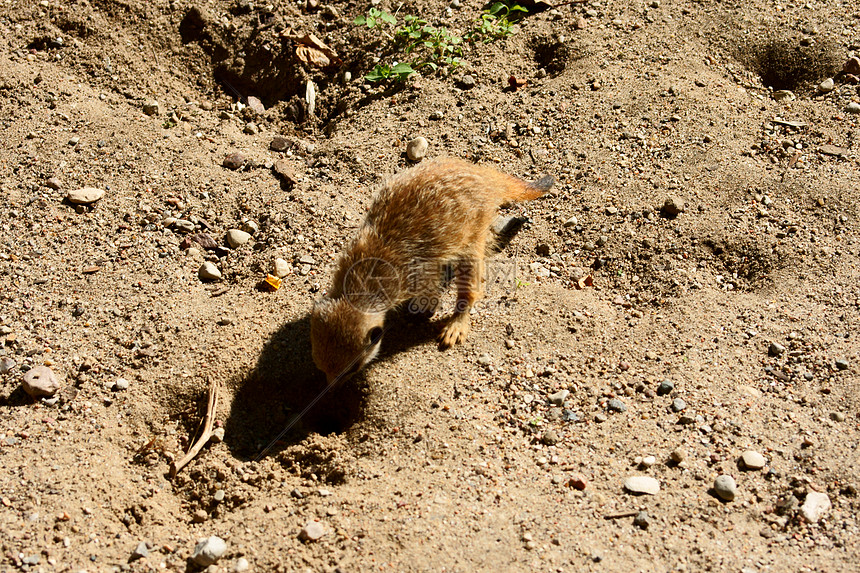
left=439, top=258, right=483, bottom=349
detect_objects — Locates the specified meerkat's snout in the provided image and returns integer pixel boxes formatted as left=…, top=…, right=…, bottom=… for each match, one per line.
left=310, top=297, right=386, bottom=384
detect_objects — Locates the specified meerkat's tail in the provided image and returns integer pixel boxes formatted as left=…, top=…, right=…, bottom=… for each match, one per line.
left=504, top=174, right=555, bottom=202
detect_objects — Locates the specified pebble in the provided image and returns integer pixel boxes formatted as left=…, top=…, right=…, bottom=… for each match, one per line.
left=273, top=159, right=298, bottom=184
left=671, top=397, right=686, bottom=412
left=198, top=262, right=222, bottom=281
left=830, top=411, right=846, bottom=422
left=568, top=474, right=587, bottom=490
left=844, top=56, right=860, bottom=75
left=819, top=144, right=847, bottom=157
left=299, top=520, right=326, bottom=541
left=818, top=78, right=834, bottom=93
left=800, top=492, right=831, bottom=523
left=226, top=229, right=251, bottom=248
left=142, top=100, right=159, bottom=115
left=476, top=353, right=491, bottom=367
left=246, top=96, right=265, bottom=115
left=846, top=102, right=860, bottom=115
left=661, top=196, right=684, bottom=217
left=172, top=219, right=195, bottom=233
left=657, top=379, right=674, bottom=395
left=243, top=122, right=259, bottom=135
left=406, top=136, right=429, bottom=161
left=768, top=342, right=785, bottom=357
left=456, top=75, right=476, bottom=90
left=114, top=377, right=129, bottom=391
left=131, top=541, right=149, bottom=560
left=211, top=427, right=225, bottom=442
left=670, top=448, right=686, bottom=463
left=234, top=557, right=250, bottom=572
left=624, top=476, right=660, bottom=495
left=67, top=187, right=105, bottom=204
left=548, top=389, right=569, bottom=406
left=740, top=450, right=766, bottom=470
left=0, top=357, right=16, bottom=374
left=633, top=510, right=649, bottom=529
left=192, top=536, right=227, bottom=567
left=835, top=357, right=849, bottom=370
left=272, top=258, right=291, bottom=278
left=192, top=509, right=209, bottom=523
left=223, top=152, right=246, bottom=170
left=562, top=215, right=578, bottom=227
left=429, top=110, right=444, bottom=120
left=22, top=365, right=60, bottom=398
left=714, top=474, right=737, bottom=501
left=270, top=136, right=290, bottom=152
left=773, top=90, right=795, bottom=101
left=607, top=398, right=627, bottom=413
left=46, top=176, right=62, bottom=190
left=542, top=429, right=560, bottom=445
left=640, top=455, right=656, bottom=468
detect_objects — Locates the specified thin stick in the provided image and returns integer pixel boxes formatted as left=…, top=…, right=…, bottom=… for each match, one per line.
left=170, top=379, right=218, bottom=477
left=603, top=510, right=638, bottom=520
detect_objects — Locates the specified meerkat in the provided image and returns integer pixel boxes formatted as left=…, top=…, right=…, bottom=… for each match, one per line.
left=310, top=157, right=553, bottom=385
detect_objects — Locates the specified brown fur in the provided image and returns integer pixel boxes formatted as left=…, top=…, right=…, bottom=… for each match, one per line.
left=311, top=157, right=552, bottom=384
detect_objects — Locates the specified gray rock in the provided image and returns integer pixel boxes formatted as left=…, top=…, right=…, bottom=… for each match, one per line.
left=406, top=136, right=429, bottom=161
left=456, top=75, right=476, bottom=90
left=633, top=510, right=649, bottom=529
left=768, top=342, right=786, bottom=357
left=272, top=258, right=291, bottom=278
left=198, top=262, right=222, bottom=281
left=131, top=541, right=149, bottom=560
left=226, top=229, right=251, bottom=248
left=143, top=100, right=160, bottom=116
left=223, top=152, right=246, bottom=170
left=113, top=377, right=129, bottom=391
left=624, top=476, right=660, bottom=495
left=243, top=122, right=259, bottom=135
left=662, top=196, right=684, bottom=217
left=299, top=520, right=326, bottom=541
left=0, top=356, right=16, bottom=374
left=541, top=430, right=560, bottom=445
left=246, top=96, right=265, bottom=115
left=270, top=136, right=290, bottom=152
left=234, top=557, right=250, bottom=572
left=657, top=379, right=674, bottom=395
left=714, top=474, right=737, bottom=501
left=548, top=389, right=569, bottom=406
left=740, top=450, right=766, bottom=470
left=818, top=78, right=834, bottom=93
left=830, top=411, right=846, bottom=422
left=46, top=176, right=62, bottom=190
left=671, top=397, right=686, bottom=412
left=476, top=353, right=491, bottom=367
left=172, top=219, right=195, bottom=233
left=191, top=536, right=227, bottom=566
left=846, top=102, right=860, bottom=115
left=607, top=398, right=627, bottom=413
left=67, top=187, right=105, bottom=204
left=800, top=492, right=831, bottom=523
left=22, top=366, right=60, bottom=398
left=835, top=358, right=849, bottom=370
left=562, top=215, right=578, bottom=227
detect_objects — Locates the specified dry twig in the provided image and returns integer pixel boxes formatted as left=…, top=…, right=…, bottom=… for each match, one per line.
left=170, top=379, right=218, bottom=477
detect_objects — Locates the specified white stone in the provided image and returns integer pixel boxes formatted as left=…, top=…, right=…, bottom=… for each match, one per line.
left=22, top=366, right=60, bottom=398
left=225, top=229, right=251, bottom=248
left=740, top=450, right=766, bottom=470
left=272, top=258, right=291, bottom=278
left=624, top=476, right=660, bottom=495
left=406, top=136, right=429, bottom=161
left=198, top=262, right=222, bottom=281
left=298, top=520, right=325, bottom=541
left=818, top=78, right=834, bottom=93
left=191, top=536, right=226, bottom=567
left=67, top=187, right=105, bottom=204
left=800, top=492, right=831, bottom=523
left=714, top=474, right=737, bottom=501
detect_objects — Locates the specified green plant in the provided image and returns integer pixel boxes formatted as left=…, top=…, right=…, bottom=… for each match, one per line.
left=365, top=62, right=416, bottom=82
left=353, top=7, right=397, bottom=30
left=468, top=1, right=529, bottom=43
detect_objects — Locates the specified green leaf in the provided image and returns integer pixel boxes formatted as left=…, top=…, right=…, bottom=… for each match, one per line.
left=353, top=15, right=366, bottom=26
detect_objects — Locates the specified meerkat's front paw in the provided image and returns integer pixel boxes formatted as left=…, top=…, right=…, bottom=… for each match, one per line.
left=439, top=315, right=470, bottom=349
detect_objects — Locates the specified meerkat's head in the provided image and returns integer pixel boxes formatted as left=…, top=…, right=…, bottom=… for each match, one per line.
left=310, top=297, right=386, bottom=385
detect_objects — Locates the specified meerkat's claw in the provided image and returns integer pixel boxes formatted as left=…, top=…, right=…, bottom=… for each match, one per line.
left=439, top=315, right=471, bottom=349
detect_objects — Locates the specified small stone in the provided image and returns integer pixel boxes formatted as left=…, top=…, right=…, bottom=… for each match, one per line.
left=22, top=365, right=60, bottom=398
left=273, top=159, right=298, bottom=184
left=270, top=136, right=290, bottom=152
left=211, top=427, right=225, bottom=442
left=657, top=379, right=674, bottom=395
left=299, top=520, right=325, bottom=541
left=607, top=398, right=627, bottom=413
left=563, top=215, right=578, bottom=227
left=594, top=413, right=607, bottom=423
left=243, top=122, right=259, bottom=135
left=800, top=492, right=831, bottom=523
left=246, top=96, right=265, bottom=115
left=830, top=411, right=846, bottom=422
left=456, top=75, right=476, bottom=90
left=835, top=358, right=849, bottom=370
left=818, top=78, right=834, bottom=93
left=773, top=90, right=795, bottom=101
left=0, top=357, right=16, bottom=374
left=191, top=536, right=227, bottom=567
left=189, top=233, right=218, bottom=250
left=568, top=474, right=587, bottom=490
left=213, top=490, right=225, bottom=502
left=131, top=541, right=149, bottom=560
left=768, top=342, right=786, bottom=357
left=46, top=177, right=62, bottom=190
left=671, top=397, right=686, bottom=412
left=192, top=509, right=209, bottom=523
left=624, top=476, right=660, bottom=495
left=670, top=448, right=686, bottom=463
left=429, top=110, right=444, bottom=120
left=846, top=102, right=860, bottom=115
left=640, top=455, right=656, bottom=468
left=844, top=56, right=860, bottom=75
left=299, top=255, right=316, bottom=265
left=223, top=152, right=246, bottom=170
left=633, top=510, right=649, bottom=529
left=714, top=474, right=737, bottom=501
left=548, top=389, right=569, bottom=406
left=198, top=262, right=222, bottom=281
left=541, top=430, right=560, bottom=445
left=114, top=377, right=129, bottom=391
left=143, top=100, right=160, bottom=115
left=172, top=219, right=195, bottom=233
left=740, top=450, right=766, bottom=470
left=476, top=353, right=491, bottom=367
left=819, top=144, right=847, bottom=157
left=240, top=220, right=260, bottom=234
left=226, top=229, right=251, bottom=248
left=535, top=243, right=552, bottom=256
left=67, top=187, right=105, bottom=204
left=661, top=196, right=684, bottom=217
left=234, top=557, right=250, bottom=572
left=273, top=258, right=291, bottom=278
left=406, top=136, right=429, bottom=161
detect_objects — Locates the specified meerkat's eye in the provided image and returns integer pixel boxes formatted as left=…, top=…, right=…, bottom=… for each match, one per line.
left=368, top=327, right=384, bottom=345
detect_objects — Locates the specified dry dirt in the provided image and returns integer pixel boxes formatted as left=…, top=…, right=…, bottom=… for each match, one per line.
left=1, top=0, right=859, bottom=571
